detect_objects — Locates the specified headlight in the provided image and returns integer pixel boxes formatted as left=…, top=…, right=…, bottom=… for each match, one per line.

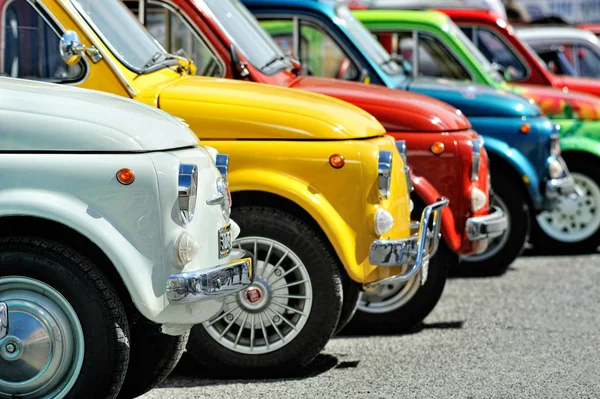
left=378, top=150, right=393, bottom=199
left=548, top=157, right=565, bottom=179
left=549, top=134, right=561, bottom=156
left=471, top=187, right=487, bottom=212
left=395, top=140, right=413, bottom=192
left=471, top=138, right=483, bottom=182
left=178, top=164, right=198, bottom=223
left=374, top=208, right=395, bottom=236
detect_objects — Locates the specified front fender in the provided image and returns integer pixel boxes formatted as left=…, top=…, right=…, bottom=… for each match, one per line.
left=230, top=168, right=373, bottom=283
left=482, top=136, right=545, bottom=210
left=411, top=174, right=461, bottom=252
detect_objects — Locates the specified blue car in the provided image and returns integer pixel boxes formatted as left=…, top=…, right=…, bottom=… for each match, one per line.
left=243, top=0, right=576, bottom=268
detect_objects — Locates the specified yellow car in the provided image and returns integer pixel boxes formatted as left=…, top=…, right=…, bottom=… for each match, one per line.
left=0, top=0, right=445, bottom=393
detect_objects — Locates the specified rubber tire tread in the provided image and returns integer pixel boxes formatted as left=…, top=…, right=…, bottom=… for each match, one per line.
left=117, top=327, right=189, bottom=398
left=186, top=206, right=343, bottom=373
left=334, top=271, right=361, bottom=335
left=0, top=237, right=129, bottom=399
left=345, top=240, right=455, bottom=334
left=531, top=159, right=600, bottom=253
left=460, top=172, right=530, bottom=274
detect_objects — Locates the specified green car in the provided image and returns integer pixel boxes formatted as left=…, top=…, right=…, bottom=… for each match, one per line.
left=355, top=9, right=600, bottom=251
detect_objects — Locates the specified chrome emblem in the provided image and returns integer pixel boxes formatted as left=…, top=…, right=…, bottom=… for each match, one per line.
left=245, top=287, right=262, bottom=304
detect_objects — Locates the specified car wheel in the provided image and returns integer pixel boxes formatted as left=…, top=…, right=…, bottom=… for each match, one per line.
left=186, top=206, right=343, bottom=372
left=0, top=237, right=129, bottom=399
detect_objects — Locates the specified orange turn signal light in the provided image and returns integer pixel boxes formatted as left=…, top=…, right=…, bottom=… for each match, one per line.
left=116, top=168, right=135, bottom=185
left=520, top=123, right=531, bottom=134
left=329, top=154, right=345, bottom=168
left=430, top=142, right=445, bottom=155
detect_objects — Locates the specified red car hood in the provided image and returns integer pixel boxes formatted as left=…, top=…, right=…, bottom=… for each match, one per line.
left=513, top=83, right=600, bottom=120
left=289, top=76, right=471, bottom=132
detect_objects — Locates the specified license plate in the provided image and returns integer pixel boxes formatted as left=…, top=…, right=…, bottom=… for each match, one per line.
left=420, top=258, right=430, bottom=286
left=219, top=226, right=232, bottom=258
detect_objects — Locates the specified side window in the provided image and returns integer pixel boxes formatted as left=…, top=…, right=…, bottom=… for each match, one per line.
left=1, top=0, right=84, bottom=82
left=392, top=31, right=471, bottom=81
left=261, top=18, right=359, bottom=80
left=130, top=2, right=223, bottom=77
left=466, top=27, right=527, bottom=81
left=575, top=44, right=600, bottom=78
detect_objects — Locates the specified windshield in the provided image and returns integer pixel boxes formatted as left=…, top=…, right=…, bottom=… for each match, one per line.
left=449, top=20, right=503, bottom=83
left=197, top=0, right=291, bottom=73
left=336, top=6, right=403, bottom=76
left=68, top=0, right=170, bottom=72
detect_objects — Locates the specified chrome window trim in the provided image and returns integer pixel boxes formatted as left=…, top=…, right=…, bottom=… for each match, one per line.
left=460, top=24, right=532, bottom=83
left=137, top=0, right=226, bottom=78
left=2, top=0, right=90, bottom=85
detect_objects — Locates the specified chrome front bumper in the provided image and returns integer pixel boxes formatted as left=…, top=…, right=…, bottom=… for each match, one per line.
left=366, top=198, right=448, bottom=288
left=166, top=249, right=253, bottom=304
left=0, top=302, right=8, bottom=340
left=466, top=206, right=507, bottom=241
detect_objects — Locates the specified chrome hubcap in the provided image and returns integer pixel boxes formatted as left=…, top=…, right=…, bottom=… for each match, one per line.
left=358, top=267, right=421, bottom=314
left=0, top=277, right=84, bottom=399
left=462, top=194, right=511, bottom=263
left=203, top=237, right=313, bottom=354
left=537, top=172, right=600, bottom=243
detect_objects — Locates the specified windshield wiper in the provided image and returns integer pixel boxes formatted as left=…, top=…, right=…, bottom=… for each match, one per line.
left=260, top=55, right=286, bottom=71
left=136, top=52, right=164, bottom=77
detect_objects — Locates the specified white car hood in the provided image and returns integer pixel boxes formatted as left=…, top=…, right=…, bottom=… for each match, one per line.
left=0, top=77, right=199, bottom=152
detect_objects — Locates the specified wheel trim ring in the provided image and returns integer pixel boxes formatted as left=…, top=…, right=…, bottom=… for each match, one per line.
left=0, top=277, right=84, bottom=399
left=536, top=172, right=600, bottom=243
left=203, top=237, right=313, bottom=355
left=357, top=272, right=421, bottom=314
left=462, top=194, right=512, bottom=263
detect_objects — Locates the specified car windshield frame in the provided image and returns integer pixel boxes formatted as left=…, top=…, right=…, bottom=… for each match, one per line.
left=196, top=0, right=292, bottom=74
left=448, top=21, right=504, bottom=83
left=336, top=6, right=404, bottom=76
left=67, top=0, right=176, bottom=73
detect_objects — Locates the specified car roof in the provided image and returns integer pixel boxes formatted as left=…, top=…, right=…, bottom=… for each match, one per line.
left=517, top=26, right=600, bottom=44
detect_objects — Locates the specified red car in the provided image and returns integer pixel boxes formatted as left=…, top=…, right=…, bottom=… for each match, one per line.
left=442, top=8, right=600, bottom=97
left=121, top=0, right=507, bottom=337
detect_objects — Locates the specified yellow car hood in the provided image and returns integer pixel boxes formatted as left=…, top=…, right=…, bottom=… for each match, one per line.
left=157, top=76, right=385, bottom=140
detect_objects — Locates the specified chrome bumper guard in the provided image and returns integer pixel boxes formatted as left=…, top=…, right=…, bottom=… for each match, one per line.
left=0, top=302, right=8, bottom=340
left=366, top=198, right=448, bottom=288
left=466, top=206, right=508, bottom=241
left=166, top=249, right=253, bottom=304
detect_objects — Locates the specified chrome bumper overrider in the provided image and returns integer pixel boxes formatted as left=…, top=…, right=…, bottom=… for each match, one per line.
left=366, top=198, right=448, bottom=288
left=166, top=249, right=253, bottom=304
left=546, top=176, right=578, bottom=200
left=0, top=302, right=8, bottom=340
left=466, top=206, right=508, bottom=241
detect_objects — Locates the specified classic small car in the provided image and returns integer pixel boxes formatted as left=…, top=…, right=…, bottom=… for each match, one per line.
left=351, top=7, right=600, bottom=251
left=123, top=0, right=507, bottom=336
left=0, top=76, right=252, bottom=398
left=0, top=0, right=446, bottom=373
left=243, top=0, right=576, bottom=266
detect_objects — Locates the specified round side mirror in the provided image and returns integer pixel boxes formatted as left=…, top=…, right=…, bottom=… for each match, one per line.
left=60, top=31, right=83, bottom=66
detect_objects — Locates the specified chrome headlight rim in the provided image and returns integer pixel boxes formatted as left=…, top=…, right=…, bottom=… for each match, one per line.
left=395, top=140, right=413, bottom=193
left=549, top=134, right=561, bottom=156
left=178, top=163, right=199, bottom=223
left=216, top=153, right=229, bottom=183
left=378, top=150, right=393, bottom=199
left=547, top=155, right=568, bottom=180
left=471, top=137, right=483, bottom=182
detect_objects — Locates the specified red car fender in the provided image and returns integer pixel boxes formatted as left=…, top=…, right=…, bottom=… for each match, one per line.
left=411, top=173, right=462, bottom=253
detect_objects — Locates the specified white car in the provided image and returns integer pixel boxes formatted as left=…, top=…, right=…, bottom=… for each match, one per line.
left=0, top=77, right=253, bottom=398
left=517, top=26, right=600, bottom=78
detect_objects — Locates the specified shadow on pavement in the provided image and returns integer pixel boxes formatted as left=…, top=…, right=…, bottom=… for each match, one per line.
left=160, top=353, right=341, bottom=387
left=335, top=320, right=465, bottom=338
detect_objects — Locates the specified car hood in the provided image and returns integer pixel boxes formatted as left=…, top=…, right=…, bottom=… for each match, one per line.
left=0, top=77, right=198, bottom=152
left=290, top=76, right=471, bottom=132
left=406, top=77, right=542, bottom=118
left=157, top=76, right=385, bottom=140
left=512, top=83, right=600, bottom=121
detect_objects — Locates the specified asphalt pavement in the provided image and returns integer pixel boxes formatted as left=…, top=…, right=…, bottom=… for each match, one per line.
left=141, top=249, right=600, bottom=399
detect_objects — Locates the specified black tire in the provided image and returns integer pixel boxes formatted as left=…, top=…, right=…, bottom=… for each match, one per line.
left=531, top=157, right=600, bottom=254
left=186, top=206, right=343, bottom=373
left=117, top=318, right=188, bottom=399
left=0, top=237, right=129, bottom=399
left=460, top=172, right=530, bottom=274
left=345, top=240, right=455, bottom=334
left=334, top=271, right=362, bottom=335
